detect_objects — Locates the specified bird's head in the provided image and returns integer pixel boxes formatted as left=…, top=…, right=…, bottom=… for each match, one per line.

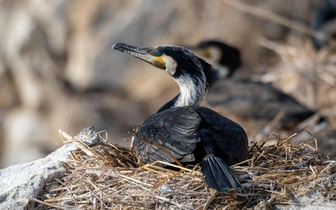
left=190, top=40, right=223, bottom=63
left=112, top=42, right=217, bottom=89
left=187, top=40, right=241, bottom=78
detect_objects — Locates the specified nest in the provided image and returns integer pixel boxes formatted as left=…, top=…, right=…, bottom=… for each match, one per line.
left=30, top=128, right=336, bottom=210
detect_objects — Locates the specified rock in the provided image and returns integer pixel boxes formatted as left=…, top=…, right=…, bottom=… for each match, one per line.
left=0, top=143, right=77, bottom=209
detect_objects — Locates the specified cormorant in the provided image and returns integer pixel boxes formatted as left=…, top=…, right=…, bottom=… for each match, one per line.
left=112, top=42, right=248, bottom=192
left=186, top=40, right=241, bottom=79
left=311, top=0, right=336, bottom=50
left=188, top=40, right=315, bottom=130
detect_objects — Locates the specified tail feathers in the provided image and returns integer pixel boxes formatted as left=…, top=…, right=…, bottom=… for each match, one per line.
left=201, top=156, right=241, bottom=192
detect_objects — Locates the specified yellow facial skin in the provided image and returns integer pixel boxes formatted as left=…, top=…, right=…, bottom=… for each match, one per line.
left=203, top=48, right=211, bottom=58
left=152, top=56, right=166, bottom=70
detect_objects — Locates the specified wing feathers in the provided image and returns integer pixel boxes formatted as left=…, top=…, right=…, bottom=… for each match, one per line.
left=134, top=107, right=201, bottom=163
left=195, top=107, right=249, bottom=162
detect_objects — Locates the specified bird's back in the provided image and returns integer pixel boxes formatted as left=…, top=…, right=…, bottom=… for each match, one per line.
left=133, top=106, right=248, bottom=165
left=207, top=78, right=315, bottom=128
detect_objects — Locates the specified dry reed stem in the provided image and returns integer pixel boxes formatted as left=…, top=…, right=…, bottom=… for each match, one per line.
left=223, top=0, right=336, bottom=47
left=256, top=36, right=336, bottom=129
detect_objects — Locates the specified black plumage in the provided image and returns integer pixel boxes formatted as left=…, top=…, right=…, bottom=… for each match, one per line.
left=207, top=78, right=315, bottom=129
left=135, top=107, right=247, bottom=164
left=112, top=42, right=248, bottom=192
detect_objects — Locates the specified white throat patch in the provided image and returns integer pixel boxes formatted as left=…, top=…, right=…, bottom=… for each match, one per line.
left=174, top=73, right=207, bottom=107
left=161, top=54, right=177, bottom=76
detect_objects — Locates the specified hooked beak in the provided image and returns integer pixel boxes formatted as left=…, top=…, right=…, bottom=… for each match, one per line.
left=112, top=42, right=165, bottom=69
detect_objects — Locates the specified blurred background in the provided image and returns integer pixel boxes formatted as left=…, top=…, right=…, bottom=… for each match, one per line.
left=1, top=0, right=336, bottom=168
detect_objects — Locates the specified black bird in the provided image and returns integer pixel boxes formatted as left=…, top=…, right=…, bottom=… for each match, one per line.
left=187, top=40, right=241, bottom=79
left=311, top=0, right=336, bottom=50
left=207, top=79, right=316, bottom=129
left=189, top=40, right=315, bottom=130
left=112, top=42, right=248, bottom=192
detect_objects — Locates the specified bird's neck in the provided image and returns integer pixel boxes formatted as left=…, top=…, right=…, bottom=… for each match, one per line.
left=157, top=75, right=208, bottom=113
left=174, top=76, right=207, bottom=107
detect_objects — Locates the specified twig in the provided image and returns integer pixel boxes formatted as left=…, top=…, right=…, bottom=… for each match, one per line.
left=154, top=195, right=189, bottom=209
left=222, top=0, right=327, bottom=42
left=202, top=189, right=217, bottom=210
left=29, top=197, right=66, bottom=209
left=262, top=109, right=286, bottom=135
left=304, top=130, right=318, bottom=151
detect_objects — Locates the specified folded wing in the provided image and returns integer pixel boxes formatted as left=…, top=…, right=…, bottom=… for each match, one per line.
left=134, top=107, right=202, bottom=163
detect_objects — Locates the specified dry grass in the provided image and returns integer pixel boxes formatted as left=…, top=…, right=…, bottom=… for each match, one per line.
left=31, top=129, right=336, bottom=210
left=257, top=37, right=336, bottom=129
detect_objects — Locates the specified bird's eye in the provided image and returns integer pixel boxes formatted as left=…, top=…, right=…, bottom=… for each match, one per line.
left=155, top=49, right=163, bottom=56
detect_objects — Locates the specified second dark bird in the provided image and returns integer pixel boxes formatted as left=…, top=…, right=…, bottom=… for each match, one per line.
left=112, top=42, right=248, bottom=192
left=186, top=40, right=242, bottom=79
left=188, top=40, right=315, bottom=130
